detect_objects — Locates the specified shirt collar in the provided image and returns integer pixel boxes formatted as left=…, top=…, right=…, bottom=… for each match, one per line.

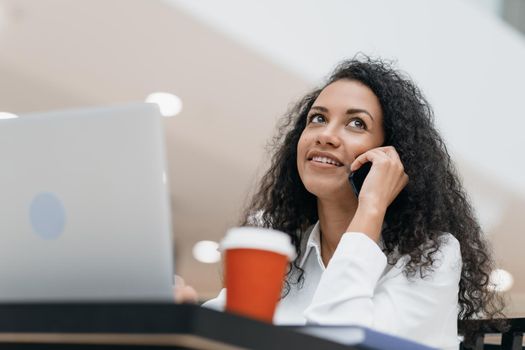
left=298, top=221, right=321, bottom=268
left=297, top=220, right=386, bottom=269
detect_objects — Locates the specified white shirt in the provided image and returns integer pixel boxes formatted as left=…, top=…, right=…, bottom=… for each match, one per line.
left=203, top=222, right=462, bottom=350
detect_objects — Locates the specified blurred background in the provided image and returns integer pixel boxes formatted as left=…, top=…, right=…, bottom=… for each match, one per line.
left=0, top=0, right=524, bottom=315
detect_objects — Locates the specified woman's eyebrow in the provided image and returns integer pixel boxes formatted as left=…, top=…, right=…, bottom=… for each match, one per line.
left=310, top=106, right=374, bottom=121
left=346, top=108, right=374, bottom=121
left=310, top=106, right=328, bottom=113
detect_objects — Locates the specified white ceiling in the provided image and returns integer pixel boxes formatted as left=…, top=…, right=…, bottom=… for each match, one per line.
left=0, top=0, right=524, bottom=312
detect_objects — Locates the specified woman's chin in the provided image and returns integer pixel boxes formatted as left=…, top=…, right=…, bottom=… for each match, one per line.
left=303, top=181, right=353, bottom=201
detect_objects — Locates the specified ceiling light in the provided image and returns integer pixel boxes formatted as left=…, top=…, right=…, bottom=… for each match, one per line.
left=488, top=268, right=514, bottom=292
left=0, top=112, right=18, bottom=120
left=145, top=92, right=183, bottom=117
left=192, top=240, right=221, bottom=264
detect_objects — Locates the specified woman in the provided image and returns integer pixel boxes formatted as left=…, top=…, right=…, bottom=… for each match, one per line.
left=201, top=55, right=505, bottom=349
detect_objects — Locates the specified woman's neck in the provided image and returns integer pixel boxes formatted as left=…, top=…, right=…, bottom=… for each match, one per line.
left=317, top=195, right=358, bottom=266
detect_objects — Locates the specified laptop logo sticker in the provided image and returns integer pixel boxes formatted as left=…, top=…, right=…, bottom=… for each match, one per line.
left=29, top=192, right=66, bottom=239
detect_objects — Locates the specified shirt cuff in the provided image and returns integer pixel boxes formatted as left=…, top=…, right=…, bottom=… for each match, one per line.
left=328, top=232, right=387, bottom=287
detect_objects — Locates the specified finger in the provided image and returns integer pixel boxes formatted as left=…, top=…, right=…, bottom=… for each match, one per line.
left=376, top=146, right=405, bottom=172
left=381, top=146, right=400, bottom=160
left=351, top=149, right=387, bottom=171
left=174, top=286, right=199, bottom=304
left=372, top=146, right=400, bottom=164
left=395, top=173, right=409, bottom=193
left=180, top=286, right=199, bottom=303
left=174, top=275, right=186, bottom=287
left=350, top=152, right=372, bottom=172
left=350, top=149, right=389, bottom=172
left=385, top=150, right=405, bottom=173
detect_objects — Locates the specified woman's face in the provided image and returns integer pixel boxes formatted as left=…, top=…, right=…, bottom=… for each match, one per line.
left=297, top=79, right=385, bottom=200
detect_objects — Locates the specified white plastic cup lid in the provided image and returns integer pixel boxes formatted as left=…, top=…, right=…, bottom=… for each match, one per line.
left=219, top=227, right=296, bottom=261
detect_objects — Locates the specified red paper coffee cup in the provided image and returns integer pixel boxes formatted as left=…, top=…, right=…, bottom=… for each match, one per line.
left=220, top=227, right=296, bottom=323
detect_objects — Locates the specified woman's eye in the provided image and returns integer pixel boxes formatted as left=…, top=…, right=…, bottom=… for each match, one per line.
left=307, top=114, right=326, bottom=124
left=348, top=118, right=366, bottom=130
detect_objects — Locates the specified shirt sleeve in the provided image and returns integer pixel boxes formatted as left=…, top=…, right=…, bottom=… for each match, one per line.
left=201, top=288, right=227, bottom=311
left=303, top=232, right=462, bottom=342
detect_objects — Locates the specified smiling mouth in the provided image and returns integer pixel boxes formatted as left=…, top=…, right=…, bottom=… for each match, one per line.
left=308, top=156, right=344, bottom=167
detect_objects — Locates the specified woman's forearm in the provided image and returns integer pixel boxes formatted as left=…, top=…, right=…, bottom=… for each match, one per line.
left=345, top=204, right=386, bottom=243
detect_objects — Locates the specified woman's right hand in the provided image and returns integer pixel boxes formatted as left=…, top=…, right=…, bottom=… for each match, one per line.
left=346, top=146, right=408, bottom=243
left=350, top=146, right=408, bottom=212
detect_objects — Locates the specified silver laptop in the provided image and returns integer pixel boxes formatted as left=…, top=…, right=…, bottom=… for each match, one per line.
left=0, top=103, right=174, bottom=302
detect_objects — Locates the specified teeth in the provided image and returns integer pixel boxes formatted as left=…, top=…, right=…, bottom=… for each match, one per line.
left=312, top=156, right=341, bottom=166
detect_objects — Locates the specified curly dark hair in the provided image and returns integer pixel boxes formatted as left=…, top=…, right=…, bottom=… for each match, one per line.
left=239, top=54, right=506, bottom=346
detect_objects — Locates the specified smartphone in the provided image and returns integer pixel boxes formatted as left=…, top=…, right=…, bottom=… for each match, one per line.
left=348, top=162, right=372, bottom=196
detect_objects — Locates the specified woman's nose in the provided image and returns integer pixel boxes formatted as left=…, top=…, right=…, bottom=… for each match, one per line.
left=316, top=127, right=341, bottom=147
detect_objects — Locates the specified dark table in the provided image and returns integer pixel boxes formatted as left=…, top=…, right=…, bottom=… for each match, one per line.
left=0, top=303, right=436, bottom=350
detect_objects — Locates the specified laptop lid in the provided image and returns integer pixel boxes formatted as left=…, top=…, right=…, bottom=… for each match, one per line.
left=0, top=103, right=174, bottom=302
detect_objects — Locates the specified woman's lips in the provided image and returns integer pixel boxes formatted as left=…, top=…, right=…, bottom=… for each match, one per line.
left=307, top=152, right=344, bottom=166
left=308, top=159, right=342, bottom=168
